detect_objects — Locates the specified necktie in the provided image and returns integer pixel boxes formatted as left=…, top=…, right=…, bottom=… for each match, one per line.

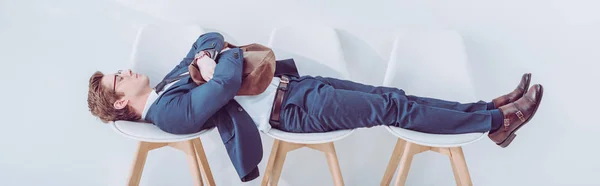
left=154, top=73, right=190, bottom=93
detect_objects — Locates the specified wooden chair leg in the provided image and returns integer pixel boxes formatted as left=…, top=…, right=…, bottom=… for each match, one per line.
left=262, top=140, right=281, bottom=186
left=431, top=147, right=462, bottom=186
left=192, top=138, right=215, bottom=186
left=128, top=142, right=151, bottom=186
left=269, top=140, right=291, bottom=186
left=322, top=142, right=344, bottom=186
left=305, top=142, right=345, bottom=186
left=381, top=140, right=473, bottom=186
left=393, top=142, right=419, bottom=186
left=449, top=147, right=472, bottom=186
left=380, top=139, right=406, bottom=186
left=170, top=140, right=203, bottom=186
left=264, top=141, right=345, bottom=186
left=126, top=140, right=214, bottom=186
left=449, top=150, right=462, bottom=186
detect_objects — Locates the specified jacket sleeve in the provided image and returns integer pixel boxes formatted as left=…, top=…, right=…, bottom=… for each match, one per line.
left=185, top=48, right=243, bottom=125
left=165, top=32, right=225, bottom=79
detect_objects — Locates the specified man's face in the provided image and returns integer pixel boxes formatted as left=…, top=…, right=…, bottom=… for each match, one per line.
left=101, top=69, right=150, bottom=100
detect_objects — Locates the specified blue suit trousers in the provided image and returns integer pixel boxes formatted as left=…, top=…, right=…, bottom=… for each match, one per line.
left=279, top=76, right=493, bottom=134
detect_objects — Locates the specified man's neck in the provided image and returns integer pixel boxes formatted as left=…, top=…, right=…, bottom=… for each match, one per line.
left=130, top=88, right=152, bottom=117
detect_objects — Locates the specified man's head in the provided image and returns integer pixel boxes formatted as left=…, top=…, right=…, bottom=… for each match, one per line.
left=87, top=69, right=151, bottom=123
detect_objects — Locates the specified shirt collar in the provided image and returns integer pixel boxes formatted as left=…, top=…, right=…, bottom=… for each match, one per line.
left=141, top=91, right=160, bottom=121
left=141, top=73, right=189, bottom=121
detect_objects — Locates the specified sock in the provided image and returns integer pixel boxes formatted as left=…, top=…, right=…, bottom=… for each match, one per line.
left=490, top=109, right=504, bottom=133
left=486, top=102, right=496, bottom=110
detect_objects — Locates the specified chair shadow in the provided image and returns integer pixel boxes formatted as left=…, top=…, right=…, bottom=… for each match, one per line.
left=203, top=28, right=240, bottom=46
left=205, top=27, right=346, bottom=79
left=271, top=48, right=344, bottom=79
left=336, top=29, right=388, bottom=85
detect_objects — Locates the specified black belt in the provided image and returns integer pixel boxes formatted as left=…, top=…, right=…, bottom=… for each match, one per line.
left=269, top=75, right=290, bottom=129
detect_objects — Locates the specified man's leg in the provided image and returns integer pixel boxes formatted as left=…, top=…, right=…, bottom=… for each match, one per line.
left=280, top=77, right=503, bottom=134
left=313, top=76, right=490, bottom=112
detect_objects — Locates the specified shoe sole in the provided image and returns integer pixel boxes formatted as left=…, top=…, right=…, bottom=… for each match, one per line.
left=498, top=84, right=543, bottom=148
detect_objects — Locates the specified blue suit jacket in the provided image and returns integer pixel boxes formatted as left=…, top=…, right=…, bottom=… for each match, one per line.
left=144, top=32, right=298, bottom=182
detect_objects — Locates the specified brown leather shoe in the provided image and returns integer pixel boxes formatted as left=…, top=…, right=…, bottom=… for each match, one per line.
left=492, top=73, right=531, bottom=108
left=488, top=84, right=543, bottom=148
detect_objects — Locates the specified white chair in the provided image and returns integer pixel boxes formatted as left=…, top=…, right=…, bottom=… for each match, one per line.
left=112, top=24, right=215, bottom=186
left=260, top=26, right=354, bottom=186
left=380, top=31, right=486, bottom=186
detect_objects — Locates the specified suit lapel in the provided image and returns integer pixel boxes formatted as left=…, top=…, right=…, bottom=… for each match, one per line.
left=162, top=66, right=192, bottom=92
left=164, top=77, right=192, bottom=94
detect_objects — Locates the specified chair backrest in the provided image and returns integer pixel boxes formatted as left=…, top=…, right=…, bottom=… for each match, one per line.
left=383, top=30, right=477, bottom=102
left=267, top=26, right=350, bottom=79
left=129, top=24, right=205, bottom=87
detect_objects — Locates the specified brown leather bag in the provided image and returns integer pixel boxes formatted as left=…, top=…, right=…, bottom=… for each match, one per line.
left=188, top=42, right=276, bottom=96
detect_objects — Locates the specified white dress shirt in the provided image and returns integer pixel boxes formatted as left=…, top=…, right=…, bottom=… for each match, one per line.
left=141, top=73, right=279, bottom=132
left=233, top=77, right=280, bottom=132
left=141, top=72, right=189, bottom=121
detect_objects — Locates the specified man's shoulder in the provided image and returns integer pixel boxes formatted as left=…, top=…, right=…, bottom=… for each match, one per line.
left=146, top=88, right=189, bottom=117
left=145, top=94, right=193, bottom=131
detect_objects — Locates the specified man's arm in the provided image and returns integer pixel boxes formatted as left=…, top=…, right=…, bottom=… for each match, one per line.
left=185, top=48, right=243, bottom=125
left=165, top=32, right=225, bottom=79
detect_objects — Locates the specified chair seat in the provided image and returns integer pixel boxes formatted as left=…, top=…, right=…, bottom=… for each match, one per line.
left=385, top=126, right=486, bottom=147
left=112, top=121, right=215, bottom=143
left=264, top=128, right=354, bottom=144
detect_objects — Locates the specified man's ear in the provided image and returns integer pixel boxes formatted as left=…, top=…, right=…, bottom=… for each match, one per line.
left=113, top=98, right=129, bottom=110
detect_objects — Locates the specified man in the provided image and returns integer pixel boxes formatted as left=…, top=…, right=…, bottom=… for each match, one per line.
left=87, top=32, right=543, bottom=181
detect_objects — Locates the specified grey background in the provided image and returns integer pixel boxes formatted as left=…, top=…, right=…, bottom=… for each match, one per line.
left=0, top=0, right=598, bottom=185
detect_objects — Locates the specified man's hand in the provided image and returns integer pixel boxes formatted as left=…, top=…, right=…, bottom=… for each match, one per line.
left=196, top=56, right=217, bottom=81
left=193, top=44, right=233, bottom=82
